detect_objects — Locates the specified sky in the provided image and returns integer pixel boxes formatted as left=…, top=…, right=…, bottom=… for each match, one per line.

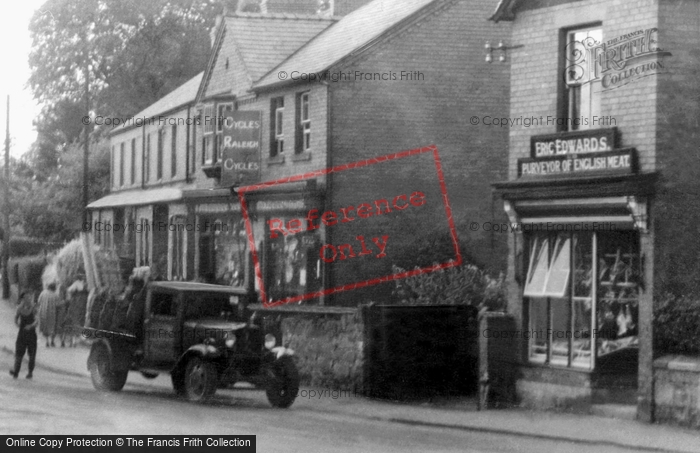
left=0, top=0, right=48, bottom=159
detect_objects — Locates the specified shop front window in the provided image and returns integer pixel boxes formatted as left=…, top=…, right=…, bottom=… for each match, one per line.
left=170, top=216, right=186, bottom=281
left=526, top=230, right=638, bottom=369
left=263, top=219, right=321, bottom=302
left=138, top=218, right=150, bottom=267
left=215, top=217, right=247, bottom=287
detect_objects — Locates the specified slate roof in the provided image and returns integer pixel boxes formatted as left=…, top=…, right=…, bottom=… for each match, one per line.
left=199, top=13, right=336, bottom=99
left=490, top=0, right=519, bottom=22
left=226, top=13, right=336, bottom=83
left=111, top=72, right=203, bottom=135
left=253, top=0, right=439, bottom=89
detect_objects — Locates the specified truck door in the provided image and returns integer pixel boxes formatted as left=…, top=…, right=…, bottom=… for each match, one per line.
left=144, top=291, right=179, bottom=365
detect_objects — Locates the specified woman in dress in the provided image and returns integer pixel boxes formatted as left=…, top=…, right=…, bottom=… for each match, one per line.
left=64, top=276, right=87, bottom=347
left=38, top=282, right=61, bottom=347
left=9, top=291, right=38, bottom=379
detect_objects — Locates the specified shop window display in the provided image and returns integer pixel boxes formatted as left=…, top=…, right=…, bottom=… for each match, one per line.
left=201, top=216, right=247, bottom=287
left=263, top=220, right=321, bottom=302
left=527, top=231, right=639, bottom=369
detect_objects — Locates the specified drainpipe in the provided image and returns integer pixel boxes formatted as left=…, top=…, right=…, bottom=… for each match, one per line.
left=185, top=105, right=191, bottom=183
left=141, top=121, right=146, bottom=189
left=323, top=80, right=332, bottom=306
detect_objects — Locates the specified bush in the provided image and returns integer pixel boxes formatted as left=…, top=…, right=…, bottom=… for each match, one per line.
left=654, top=293, right=700, bottom=356
left=8, top=237, right=60, bottom=257
left=392, top=262, right=506, bottom=310
left=8, top=255, right=48, bottom=291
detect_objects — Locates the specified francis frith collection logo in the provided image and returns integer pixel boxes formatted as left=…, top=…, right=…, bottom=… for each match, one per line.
left=566, top=27, right=672, bottom=91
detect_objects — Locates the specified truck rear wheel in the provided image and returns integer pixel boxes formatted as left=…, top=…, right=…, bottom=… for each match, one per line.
left=89, top=343, right=128, bottom=392
left=266, top=356, right=299, bottom=408
left=184, top=357, right=217, bottom=402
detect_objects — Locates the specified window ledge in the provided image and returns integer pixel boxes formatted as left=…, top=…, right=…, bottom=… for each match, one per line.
left=266, top=155, right=285, bottom=166
left=202, top=163, right=221, bottom=179
left=291, top=151, right=312, bottom=162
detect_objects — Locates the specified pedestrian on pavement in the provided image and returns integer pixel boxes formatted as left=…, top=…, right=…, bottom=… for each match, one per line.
left=38, top=282, right=61, bottom=347
left=9, top=291, right=38, bottom=379
left=64, top=275, right=87, bottom=347
left=55, top=284, right=69, bottom=347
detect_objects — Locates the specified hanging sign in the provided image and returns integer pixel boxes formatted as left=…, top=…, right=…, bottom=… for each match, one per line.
left=220, top=111, right=262, bottom=187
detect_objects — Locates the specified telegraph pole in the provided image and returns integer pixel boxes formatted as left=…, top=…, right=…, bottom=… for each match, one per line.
left=3, top=95, right=10, bottom=299
left=82, top=61, right=90, bottom=227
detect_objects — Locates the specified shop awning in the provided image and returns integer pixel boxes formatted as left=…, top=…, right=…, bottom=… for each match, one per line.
left=87, top=187, right=183, bottom=209
left=493, top=173, right=658, bottom=231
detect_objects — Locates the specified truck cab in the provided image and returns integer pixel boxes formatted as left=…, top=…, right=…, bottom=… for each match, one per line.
left=87, top=282, right=298, bottom=407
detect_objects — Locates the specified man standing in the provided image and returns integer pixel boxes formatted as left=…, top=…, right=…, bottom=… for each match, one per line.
left=9, top=291, right=38, bottom=379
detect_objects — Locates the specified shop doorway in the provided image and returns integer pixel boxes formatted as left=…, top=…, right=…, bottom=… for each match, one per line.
left=198, top=232, right=216, bottom=283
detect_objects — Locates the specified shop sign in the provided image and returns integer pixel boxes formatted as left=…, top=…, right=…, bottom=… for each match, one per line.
left=531, top=128, right=617, bottom=158
left=519, top=148, right=636, bottom=177
left=220, top=111, right=262, bottom=187
left=256, top=200, right=307, bottom=212
left=196, top=203, right=241, bottom=214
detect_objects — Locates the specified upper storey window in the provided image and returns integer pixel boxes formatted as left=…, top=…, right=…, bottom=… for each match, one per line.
left=565, top=27, right=602, bottom=131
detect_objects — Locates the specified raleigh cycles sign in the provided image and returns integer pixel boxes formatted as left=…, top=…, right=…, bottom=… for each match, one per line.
left=566, top=27, right=672, bottom=91
left=220, top=111, right=262, bottom=187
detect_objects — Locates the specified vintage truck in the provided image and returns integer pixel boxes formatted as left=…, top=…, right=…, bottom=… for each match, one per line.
left=84, top=281, right=299, bottom=407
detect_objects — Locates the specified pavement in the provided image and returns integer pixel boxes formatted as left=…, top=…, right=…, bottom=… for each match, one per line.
left=2, top=297, right=700, bottom=452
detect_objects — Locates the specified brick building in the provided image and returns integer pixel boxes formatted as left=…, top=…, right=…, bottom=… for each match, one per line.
left=490, top=0, right=699, bottom=421
left=88, top=73, right=203, bottom=280
left=91, top=0, right=512, bottom=306
left=89, top=0, right=370, bottom=283
left=196, top=0, right=511, bottom=305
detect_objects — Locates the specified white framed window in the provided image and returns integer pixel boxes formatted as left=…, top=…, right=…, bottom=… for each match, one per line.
left=565, top=26, right=602, bottom=131
left=216, top=102, right=234, bottom=133
left=119, top=143, right=125, bottom=187
left=204, top=135, right=214, bottom=165
left=300, top=92, right=310, bottom=152
left=156, top=127, right=164, bottom=180
left=271, top=97, right=284, bottom=157
left=203, top=104, right=215, bottom=135
left=144, top=133, right=151, bottom=183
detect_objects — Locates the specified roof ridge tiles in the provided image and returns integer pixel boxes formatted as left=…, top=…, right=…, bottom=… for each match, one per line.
left=225, top=12, right=339, bottom=21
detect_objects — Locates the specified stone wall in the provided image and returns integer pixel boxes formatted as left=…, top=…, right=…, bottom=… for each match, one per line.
left=654, top=355, right=700, bottom=428
left=254, top=305, right=364, bottom=393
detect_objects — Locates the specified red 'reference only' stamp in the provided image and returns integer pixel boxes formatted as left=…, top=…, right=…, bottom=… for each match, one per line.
left=237, top=145, right=462, bottom=307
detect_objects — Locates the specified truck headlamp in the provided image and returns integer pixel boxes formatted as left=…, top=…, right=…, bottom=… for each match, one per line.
left=264, top=334, right=276, bottom=350
left=225, top=332, right=236, bottom=349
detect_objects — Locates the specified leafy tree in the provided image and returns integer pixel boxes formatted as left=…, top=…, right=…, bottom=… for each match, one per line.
left=15, top=138, right=110, bottom=242
left=22, top=0, right=224, bottom=241
left=29, top=0, right=220, bottom=118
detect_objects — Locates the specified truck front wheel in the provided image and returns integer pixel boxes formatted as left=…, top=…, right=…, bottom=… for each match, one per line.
left=89, top=343, right=128, bottom=392
left=265, top=356, right=299, bottom=408
left=184, top=357, right=217, bottom=402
